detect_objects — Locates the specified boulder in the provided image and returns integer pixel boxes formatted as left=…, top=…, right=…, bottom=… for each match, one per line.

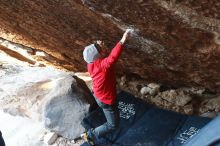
left=140, top=83, right=160, bottom=96
left=140, top=86, right=151, bottom=95
left=147, top=83, right=160, bottom=96
left=158, top=90, right=192, bottom=106
left=43, top=132, right=58, bottom=145
left=120, top=75, right=127, bottom=86
left=43, top=75, right=96, bottom=139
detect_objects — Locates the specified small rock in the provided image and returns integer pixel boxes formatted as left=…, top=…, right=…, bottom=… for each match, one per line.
left=200, top=96, right=220, bottom=112
left=183, top=104, right=193, bottom=115
left=44, top=132, right=58, bottom=145
left=39, top=132, right=46, bottom=141
left=149, top=89, right=157, bottom=96
left=190, top=87, right=205, bottom=95
left=148, top=83, right=160, bottom=89
left=120, top=75, right=126, bottom=86
left=159, top=90, right=192, bottom=106
left=200, top=112, right=218, bottom=118
left=55, top=137, right=63, bottom=144
left=148, top=83, right=160, bottom=96
left=140, top=86, right=151, bottom=95
left=60, top=138, right=68, bottom=146
left=196, top=89, right=205, bottom=95
left=140, top=83, right=160, bottom=96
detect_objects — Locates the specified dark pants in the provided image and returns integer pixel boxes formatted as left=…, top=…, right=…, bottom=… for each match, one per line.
left=88, top=96, right=120, bottom=139
left=0, top=131, right=5, bottom=146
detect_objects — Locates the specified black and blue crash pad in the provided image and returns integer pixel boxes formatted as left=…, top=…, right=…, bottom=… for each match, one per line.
left=182, top=115, right=220, bottom=146
left=80, top=91, right=211, bottom=146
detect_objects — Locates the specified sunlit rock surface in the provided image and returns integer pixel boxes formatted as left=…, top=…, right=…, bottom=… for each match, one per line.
left=0, top=0, right=219, bottom=92
left=0, top=52, right=89, bottom=145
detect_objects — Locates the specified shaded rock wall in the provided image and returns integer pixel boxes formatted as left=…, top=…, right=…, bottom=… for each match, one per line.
left=0, top=0, right=219, bottom=92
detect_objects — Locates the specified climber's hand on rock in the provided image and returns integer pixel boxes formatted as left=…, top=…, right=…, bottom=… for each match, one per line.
left=120, top=29, right=132, bottom=44
left=96, top=40, right=104, bottom=48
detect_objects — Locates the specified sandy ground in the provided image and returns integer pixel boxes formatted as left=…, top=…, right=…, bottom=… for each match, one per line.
left=0, top=48, right=86, bottom=146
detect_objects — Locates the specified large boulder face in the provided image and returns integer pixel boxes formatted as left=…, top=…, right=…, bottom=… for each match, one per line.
left=43, top=75, right=96, bottom=139
left=0, top=0, right=219, bottom=92
left=0, top=57, right=96, bottom=140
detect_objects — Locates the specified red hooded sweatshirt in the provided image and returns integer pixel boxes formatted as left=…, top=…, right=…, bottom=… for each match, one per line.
left=87, top=42, right=123, bottom=105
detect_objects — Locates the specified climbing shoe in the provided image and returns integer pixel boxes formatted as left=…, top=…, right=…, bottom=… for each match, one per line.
left=80, top=132, right=95, bottom=146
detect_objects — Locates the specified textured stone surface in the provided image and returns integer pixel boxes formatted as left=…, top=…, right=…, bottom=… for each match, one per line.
left=200, top=96, right=220, bottom=113
left=0, top=56, right=90, bottom=144
left=0, top=0, right=219, bottom=92
left=43, top=75, right=96, bottom=139
left=157, top=90, right=192, bottom=106
left=117, top=76, right=218, bottom=115
left=140, top=86, right=151, bottom=95
left=0, top=63, right=72, bottom=121
left=140, top=83, right=160, bottom=96
left=43, top=132, right=58, bottom=145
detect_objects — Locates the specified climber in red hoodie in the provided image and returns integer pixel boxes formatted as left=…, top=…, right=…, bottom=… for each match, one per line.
left=82, top=29, right=132, bottom=145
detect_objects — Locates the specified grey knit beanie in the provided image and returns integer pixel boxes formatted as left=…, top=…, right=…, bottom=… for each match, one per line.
left=83, top=44, right=100, bottom=63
